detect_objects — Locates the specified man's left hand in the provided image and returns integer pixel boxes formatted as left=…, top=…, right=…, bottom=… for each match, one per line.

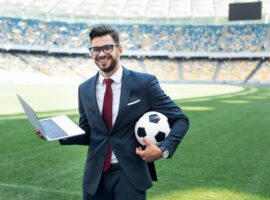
left=135, top=138, right=162, bottom=162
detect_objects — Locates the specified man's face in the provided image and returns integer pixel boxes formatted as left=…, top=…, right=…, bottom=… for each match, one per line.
left=90, top=35, right=122, bottom=74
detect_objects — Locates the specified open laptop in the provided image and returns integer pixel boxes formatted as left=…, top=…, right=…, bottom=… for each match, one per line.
left=17, top=94, right=85, bottom=141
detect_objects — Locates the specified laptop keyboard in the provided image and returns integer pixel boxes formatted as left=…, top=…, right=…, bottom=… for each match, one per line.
left=40, top=119, right=69, bottom=139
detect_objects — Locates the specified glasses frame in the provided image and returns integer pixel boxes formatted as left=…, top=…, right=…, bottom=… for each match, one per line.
left=89, top=44, right=119, bottom=56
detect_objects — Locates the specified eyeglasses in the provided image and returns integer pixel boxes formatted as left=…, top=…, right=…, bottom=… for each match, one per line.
left=89, top=44, right=119, bottom=56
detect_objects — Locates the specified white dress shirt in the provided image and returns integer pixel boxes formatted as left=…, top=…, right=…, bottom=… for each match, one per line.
left=96, top=66, right=123, bottom=164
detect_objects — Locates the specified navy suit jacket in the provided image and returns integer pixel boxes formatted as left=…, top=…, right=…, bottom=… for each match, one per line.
left=60, top=67, right=189, bottom=195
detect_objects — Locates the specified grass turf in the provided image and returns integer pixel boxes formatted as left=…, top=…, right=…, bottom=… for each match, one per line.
left=0, top=84, right=269, bottom=200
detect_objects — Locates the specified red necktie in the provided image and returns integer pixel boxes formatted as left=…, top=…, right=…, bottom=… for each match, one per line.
left=102, top=79, right=113, bottom=172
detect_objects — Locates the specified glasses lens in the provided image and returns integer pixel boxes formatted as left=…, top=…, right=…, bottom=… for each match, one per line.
left=90, top=47, right=100, bottom=55
left=102, top=45, right=114, bottom=53
left=90, top=44, right=118, bottom=55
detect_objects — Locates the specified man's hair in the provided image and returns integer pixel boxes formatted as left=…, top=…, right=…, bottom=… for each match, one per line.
left=89, top=24, right=120, bottom=44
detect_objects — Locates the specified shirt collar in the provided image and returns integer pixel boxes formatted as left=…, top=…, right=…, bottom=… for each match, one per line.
left=98, top=66, right=123, bottom=86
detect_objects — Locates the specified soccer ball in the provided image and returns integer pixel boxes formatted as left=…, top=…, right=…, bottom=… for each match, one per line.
left=135, top=111, right=171, bottom=146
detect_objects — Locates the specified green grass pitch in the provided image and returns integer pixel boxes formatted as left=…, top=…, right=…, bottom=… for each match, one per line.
left=0, top=84, right=269, bottom=200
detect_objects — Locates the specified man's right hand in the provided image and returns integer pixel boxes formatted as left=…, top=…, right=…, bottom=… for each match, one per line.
left=35, top=129, right=45, bottom=140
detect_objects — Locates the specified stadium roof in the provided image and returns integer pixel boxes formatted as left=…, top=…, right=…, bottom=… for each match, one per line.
left=0, top=0, right=269, bottom=24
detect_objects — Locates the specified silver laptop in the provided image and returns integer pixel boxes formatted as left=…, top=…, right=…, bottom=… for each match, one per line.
left=17, top=94, right=85, bottom=141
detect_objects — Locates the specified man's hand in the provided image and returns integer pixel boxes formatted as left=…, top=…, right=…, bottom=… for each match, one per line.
left=35, top=129, right=45, bottom=140
left=135, top=138, right=162, bottom=162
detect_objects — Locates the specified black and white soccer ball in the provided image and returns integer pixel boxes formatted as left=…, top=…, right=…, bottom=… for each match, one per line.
left=135, top=111, right=171, bottom=146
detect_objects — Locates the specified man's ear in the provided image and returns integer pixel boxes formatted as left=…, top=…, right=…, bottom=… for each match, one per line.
left=118, top=45, right=123, bottom=56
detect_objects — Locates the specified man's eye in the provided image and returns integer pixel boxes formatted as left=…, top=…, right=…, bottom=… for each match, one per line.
left=92, top=48, right=100, bottom=52
left=103, top=45, right=112, bottom=50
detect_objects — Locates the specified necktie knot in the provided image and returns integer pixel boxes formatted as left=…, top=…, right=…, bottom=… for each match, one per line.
left=104, top=79, right=113, bottom=87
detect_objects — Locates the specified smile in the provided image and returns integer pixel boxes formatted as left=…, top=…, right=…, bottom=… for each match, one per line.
left=97, top=56, right=111, bottom=63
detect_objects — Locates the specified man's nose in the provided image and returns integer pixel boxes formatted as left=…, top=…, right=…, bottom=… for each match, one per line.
left=98, top=49, right=106, bottom=56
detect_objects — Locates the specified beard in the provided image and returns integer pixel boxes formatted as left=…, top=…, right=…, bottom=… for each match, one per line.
left=95, top=54, right=118, bottom=73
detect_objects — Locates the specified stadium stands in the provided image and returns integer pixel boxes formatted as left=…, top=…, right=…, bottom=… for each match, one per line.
left=0, top=17, right=270, bottom=84
left=249, top=60, right=270, bottom=83
left=181, top=60, right=217, bottom=81
left=1, top=17, right=270, bottom=52
left=217, top=60, right=258, bottom=83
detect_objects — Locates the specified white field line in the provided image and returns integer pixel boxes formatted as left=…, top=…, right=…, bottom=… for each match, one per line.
left=0, top=182, right=81, bottom=195
left=217, top=87, right=258, bottom=98
left=34, top=165, right=81, bottom=184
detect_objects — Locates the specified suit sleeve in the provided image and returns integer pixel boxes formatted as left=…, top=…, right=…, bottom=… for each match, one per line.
left=59, top=86, right=90, bottom=145
left=148, top=76, right=189, bottom=157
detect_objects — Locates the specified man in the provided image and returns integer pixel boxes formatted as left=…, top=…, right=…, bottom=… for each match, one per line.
left=37, top=24, right=189, bottom=200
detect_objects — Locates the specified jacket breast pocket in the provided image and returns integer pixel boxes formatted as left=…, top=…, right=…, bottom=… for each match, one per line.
left=127, top=99, right=141, bottom=107
left=125, top=99, right=148, bottom=121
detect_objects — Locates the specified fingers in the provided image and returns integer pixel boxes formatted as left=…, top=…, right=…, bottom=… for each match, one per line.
left=136, top=147, right=147, bottom=161
left=35, top=129, right=45, bottom=140
left=136, top=147, right=148, bottom=160
left=136, top=147, right=144, bottom=156
left=141, top=137, right=152, bottom=146
left=35, top=128, right=41, bottom=136
left=136, top=137, right=162, bottom=162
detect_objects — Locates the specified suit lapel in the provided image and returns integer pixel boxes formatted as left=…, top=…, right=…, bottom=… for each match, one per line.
left=112, top=68, right=132, bottom=131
